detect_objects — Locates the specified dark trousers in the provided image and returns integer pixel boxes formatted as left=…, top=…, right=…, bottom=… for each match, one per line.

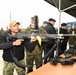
left=44, top=44, right=54, bottom=64
left=59, top=43, right=67, bottom=55
left=20, top=74, right=26, bottom=75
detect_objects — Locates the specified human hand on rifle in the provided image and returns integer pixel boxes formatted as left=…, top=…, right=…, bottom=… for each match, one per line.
left=13, top=39, right=22, bottom=46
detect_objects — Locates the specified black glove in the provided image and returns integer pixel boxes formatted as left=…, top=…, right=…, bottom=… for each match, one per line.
left=25, top=41, right=36, bottom=52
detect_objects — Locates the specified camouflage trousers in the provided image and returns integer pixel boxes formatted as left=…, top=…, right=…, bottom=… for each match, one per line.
left=26, top=52, right=42, bottom=73
left=3, top=59, right=26, bottom=75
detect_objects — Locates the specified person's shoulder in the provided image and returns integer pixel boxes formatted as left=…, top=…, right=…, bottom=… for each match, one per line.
left=39, top=27, right=48, bottom=34
left=46, top=23, right=52, bottom=28
left=2, top=30, right=10, bottom=36
left=24, top=26, right=31, bottom=33
left=39, top=26, right=44, bottom=30
left=26, top=26, right=31, bottom=30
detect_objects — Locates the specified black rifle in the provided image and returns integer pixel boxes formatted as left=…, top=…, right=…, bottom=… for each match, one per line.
left=31, top=15, right=38, bottom=33
left=7, top=33, right=57, bottom=40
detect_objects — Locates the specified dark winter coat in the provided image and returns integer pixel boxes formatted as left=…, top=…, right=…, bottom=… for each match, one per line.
left=0, top=30, right=25, bottom=62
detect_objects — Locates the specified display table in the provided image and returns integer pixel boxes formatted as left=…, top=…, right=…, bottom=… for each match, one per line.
left=27, top=55, right=76, bottom=75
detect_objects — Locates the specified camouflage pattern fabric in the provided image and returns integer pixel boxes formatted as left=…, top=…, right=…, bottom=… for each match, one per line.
left=25, top=26, right=48, bottom=73
left=0, top=30, right=3, bottom=34
left=68, top=29, right=76, bottom=46
left=3, top=59, right=25, bottom=75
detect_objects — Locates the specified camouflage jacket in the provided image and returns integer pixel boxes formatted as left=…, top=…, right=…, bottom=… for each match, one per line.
left=24, top=26, right=48, bottom=54
left=0, top=30, right=3, bottom=34
left=68, top=28, right=76, bottom=46
left=24, top=26, right=48, bottom=41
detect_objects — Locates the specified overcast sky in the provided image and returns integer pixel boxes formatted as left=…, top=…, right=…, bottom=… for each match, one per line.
left=0, top=0, right=76, bottom=30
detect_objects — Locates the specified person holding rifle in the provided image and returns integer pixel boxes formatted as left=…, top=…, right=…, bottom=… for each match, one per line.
left=24, top=15, right=48, bottom=74
left=0, top=20, right=26, bottom=75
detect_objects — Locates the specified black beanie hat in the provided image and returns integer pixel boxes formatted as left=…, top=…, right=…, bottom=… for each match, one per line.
left=61, top=23, right=67, bottom=26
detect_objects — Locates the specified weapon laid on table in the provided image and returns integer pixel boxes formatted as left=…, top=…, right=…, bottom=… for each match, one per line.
left=50, top=57, right=74, bottom=65
left=50, top=41, right=76, bottom=65
left=64, top=41, right=76, bottom=58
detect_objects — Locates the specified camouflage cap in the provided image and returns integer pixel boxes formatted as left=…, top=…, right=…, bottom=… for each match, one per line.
left=9, top=20, right=20, bottom=27
left=31, top=15, right=39, bottom=23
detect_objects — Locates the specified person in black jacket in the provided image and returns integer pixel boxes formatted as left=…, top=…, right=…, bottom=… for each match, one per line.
left=43, top=18, right=56, bottom=64
left=0, top=20, right=27, bottom=75
left=59, top=23, right=69, bottom=55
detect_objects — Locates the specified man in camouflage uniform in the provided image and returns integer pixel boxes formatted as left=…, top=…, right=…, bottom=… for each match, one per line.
left=24, top=15, right=48, bottom=73
left=68, top=25, right=76, bottom=46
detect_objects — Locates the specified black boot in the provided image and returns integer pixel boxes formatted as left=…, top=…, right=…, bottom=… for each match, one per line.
left=27, top=69, right=33, bottom=74
left=18, top=74, right=25, bottom=75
